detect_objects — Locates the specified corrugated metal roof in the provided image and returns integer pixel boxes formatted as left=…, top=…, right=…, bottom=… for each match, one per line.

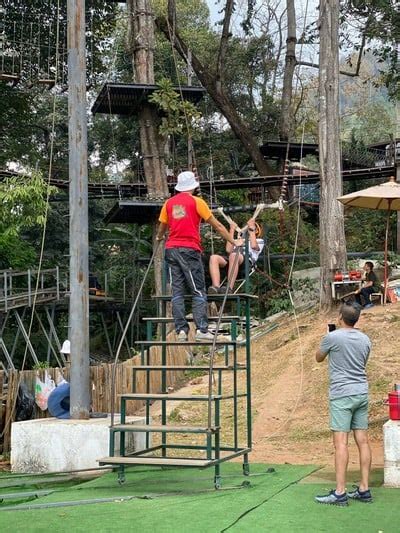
left=92, top=83, right=206, bottom=115
left=104, top=200, right=164, bottom=224
left=259, top=141, right=319, bottom=161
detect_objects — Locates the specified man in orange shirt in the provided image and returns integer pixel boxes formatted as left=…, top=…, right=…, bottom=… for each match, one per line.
left=156, top=171, right=243, bottom=341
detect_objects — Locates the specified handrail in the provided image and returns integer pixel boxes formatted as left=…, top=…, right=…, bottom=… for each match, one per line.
left=0, top=268, right=61, bottom=312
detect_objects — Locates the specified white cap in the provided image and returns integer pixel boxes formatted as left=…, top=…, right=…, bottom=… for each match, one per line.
left=60, top=340, right=70, bottom=354
left=175, top=171, right=199, bottom=192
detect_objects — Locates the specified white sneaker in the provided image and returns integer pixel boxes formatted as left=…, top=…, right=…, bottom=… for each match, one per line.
left=195, top=330, right=215, bottom=342
left=177, top=330, right=188, bottom=341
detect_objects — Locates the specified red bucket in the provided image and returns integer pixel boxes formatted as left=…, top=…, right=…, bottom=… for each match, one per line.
left=388, top=392, right=400, bottom=420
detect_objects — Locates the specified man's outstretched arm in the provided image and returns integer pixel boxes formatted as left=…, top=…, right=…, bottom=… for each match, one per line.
left=207, top=215, right=243, bottom=247
left=316, top=349, right=328, bottom=363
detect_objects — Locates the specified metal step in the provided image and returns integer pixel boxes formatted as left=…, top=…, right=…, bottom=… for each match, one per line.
left=152, top=294, right=257, bottom=300
left=98, top=456, right=213, bottom=467
left=119, top=393, right=222, bottom=401
left=135, top=340, right=236, bottom=346
left=132, top=364, right=246, bottom=371
left=142, top=316, right=243, bottom=322
left=111, top=424, right=219, bottom=434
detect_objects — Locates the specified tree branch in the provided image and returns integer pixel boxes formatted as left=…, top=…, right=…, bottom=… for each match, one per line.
left=297, top=25, right=368, bottom=77
left=156, top=13, right=277, bottom=181
left=216, top=0, right=235, bottom=87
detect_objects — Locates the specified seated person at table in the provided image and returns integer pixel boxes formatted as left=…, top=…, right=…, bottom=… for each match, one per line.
left=354, top=261, right=380, bottom=308
left=208, top=219, right=264, bottom=293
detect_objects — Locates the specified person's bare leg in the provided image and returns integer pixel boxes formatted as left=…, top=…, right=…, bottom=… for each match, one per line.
left=333, top=431, right=349, bottom=494
left=227, top=253, right=244, bottom=289
left=353, top=429, right=371, bottom=492
left=209, top=255, right=227, bottom=288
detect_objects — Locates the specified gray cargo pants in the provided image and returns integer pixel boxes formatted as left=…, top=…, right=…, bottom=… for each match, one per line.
left=165, top=247, right=208, bottom=334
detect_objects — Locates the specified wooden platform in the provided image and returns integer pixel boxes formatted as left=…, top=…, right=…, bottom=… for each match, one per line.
left=98, top=456, right=213, bottom=467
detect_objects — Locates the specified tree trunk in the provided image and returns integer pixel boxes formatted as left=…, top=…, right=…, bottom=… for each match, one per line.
left=318, top=0, right=347, bottom=309
left=127, top=0, right=169, bottom=297
left=279, top=0, right=297, bottom=142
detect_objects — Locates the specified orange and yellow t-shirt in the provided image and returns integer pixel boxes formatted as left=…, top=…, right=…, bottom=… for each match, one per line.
left=159, top=192, right=212, bottom=252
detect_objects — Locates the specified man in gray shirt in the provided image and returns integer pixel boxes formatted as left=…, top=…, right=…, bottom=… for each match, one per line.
left=314, top=303, right=372, bottom=506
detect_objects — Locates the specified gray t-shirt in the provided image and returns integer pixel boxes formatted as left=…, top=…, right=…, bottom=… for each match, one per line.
left=320, top=328, right=371, bottom=400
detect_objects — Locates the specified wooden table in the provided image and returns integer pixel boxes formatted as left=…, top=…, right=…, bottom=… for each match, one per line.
left=331, top=280, right=362, bottom=300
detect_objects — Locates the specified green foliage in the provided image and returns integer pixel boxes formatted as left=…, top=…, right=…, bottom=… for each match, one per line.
left=342, top=1, right=400, bottom=99
left=0, top=171, right=55, bottom=234
left=0, top=233, right=36, bottom=270
left=148, top=78, right=201, bottom=137
left=343, top=207, right=396, bottom=253
left=0, top=170, right=55, bottom=268
left=33, top=361, right=50, bottom=370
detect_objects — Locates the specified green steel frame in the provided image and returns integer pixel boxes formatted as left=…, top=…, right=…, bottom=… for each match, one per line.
left=102, top=241, right=255, bottom=488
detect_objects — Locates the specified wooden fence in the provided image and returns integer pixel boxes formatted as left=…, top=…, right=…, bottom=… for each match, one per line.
left=0, top=340, right=190, bottom=454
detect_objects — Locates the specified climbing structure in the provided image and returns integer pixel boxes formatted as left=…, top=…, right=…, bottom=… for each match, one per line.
left=98, top=288, right=255, bottom=489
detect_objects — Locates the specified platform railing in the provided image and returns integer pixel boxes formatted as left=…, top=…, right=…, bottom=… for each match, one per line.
left=0, top=267, right=60, bottom=312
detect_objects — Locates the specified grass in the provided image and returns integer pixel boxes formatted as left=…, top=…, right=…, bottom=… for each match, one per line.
left=0, top=463, right=399, bottom=532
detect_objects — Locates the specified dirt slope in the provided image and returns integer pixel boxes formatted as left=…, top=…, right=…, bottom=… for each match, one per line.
left=250, top=303, right=400, bottom=466
left=147, top=302, right=400, bottom=468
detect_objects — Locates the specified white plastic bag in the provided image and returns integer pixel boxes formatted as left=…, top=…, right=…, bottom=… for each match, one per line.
left=35, top=370, right=56, bottom=410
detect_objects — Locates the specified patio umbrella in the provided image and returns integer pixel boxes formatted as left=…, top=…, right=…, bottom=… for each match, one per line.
left=337, top=176, right=400, bottom=303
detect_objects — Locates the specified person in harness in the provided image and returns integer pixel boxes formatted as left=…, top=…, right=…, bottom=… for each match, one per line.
left=208, top=219, right=264, bottom=293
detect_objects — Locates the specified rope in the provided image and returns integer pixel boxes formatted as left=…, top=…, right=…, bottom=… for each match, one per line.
left=110, top=240, right=162, bottom=427
left=207, top=244, right=243, bottom=429
left=0, top=0, right=61, bottom=440
left=165, top=15, right=199, bottom=172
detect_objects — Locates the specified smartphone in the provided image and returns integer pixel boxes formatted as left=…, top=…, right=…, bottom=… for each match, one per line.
left=328, top=323, right=336, bottom=332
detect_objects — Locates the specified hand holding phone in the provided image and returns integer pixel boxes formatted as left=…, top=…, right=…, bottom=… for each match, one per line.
left=327, top=323, right=336, bottom=333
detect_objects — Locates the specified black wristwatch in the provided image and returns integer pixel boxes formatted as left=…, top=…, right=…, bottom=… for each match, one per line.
left=248, top=227, right=255, bottom=232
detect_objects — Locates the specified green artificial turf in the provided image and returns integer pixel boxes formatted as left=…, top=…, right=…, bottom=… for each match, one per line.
left=0, top=463, right=399, bottom=533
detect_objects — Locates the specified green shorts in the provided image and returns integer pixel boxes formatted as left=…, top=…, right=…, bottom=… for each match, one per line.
left=329, top=394, right=369, bottom=432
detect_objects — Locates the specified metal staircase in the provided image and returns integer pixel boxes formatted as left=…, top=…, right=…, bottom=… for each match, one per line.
left=98, top=292, right=255, bottom=489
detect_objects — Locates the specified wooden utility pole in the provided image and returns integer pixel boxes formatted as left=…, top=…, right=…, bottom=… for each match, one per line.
left=67, top=0, right=90, bottom=418
left=127, top=0, right=168, bottom=295
left=318, top=0, right=347, bottom=309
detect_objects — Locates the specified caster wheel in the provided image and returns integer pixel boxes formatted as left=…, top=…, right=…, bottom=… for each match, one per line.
left=241, top=480, right=251, bottom=488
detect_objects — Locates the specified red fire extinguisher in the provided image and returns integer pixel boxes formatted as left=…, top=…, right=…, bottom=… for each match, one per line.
left=387, top=386, right=400, bottom=421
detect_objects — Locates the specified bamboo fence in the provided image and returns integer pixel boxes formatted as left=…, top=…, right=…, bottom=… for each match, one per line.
left=0, top=340, right=190, bottom=454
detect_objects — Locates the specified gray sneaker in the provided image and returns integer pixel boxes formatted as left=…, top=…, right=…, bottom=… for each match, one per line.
left=208, top=286, right=220, bottom=295
left=314, top=490, right=348, bottom=506
left=348, top=486, right=372, bottom=503
left=195, top=330, right=215, bottom=342
left=177, top=330, right=188, bottom=342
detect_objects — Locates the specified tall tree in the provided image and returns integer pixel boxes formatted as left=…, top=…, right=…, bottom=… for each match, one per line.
left=126, top=0, right=169, bottom=295
left=157, top=0, right=278, bottom=192
left=318, top=0, right=347, bottom=309
left=279, top=0, right=296, bottom=142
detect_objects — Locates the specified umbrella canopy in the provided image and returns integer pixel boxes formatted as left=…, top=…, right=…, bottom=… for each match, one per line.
left=337, top=177, right=400, bottom=210
left=337, top=176, right=400, bottom=304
